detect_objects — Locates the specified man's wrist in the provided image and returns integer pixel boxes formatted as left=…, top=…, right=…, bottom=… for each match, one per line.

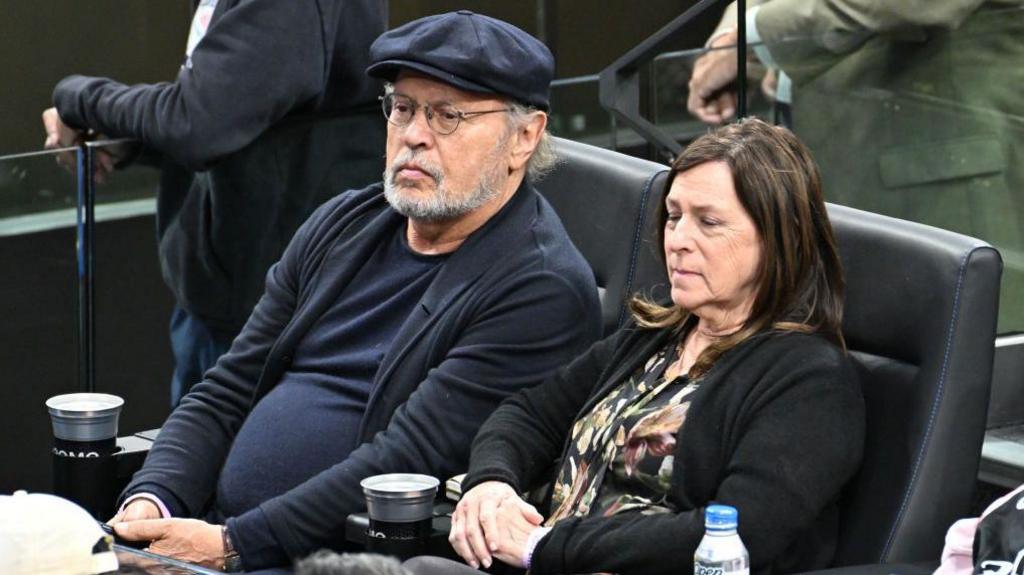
left=705, top=27, right=738, bottom=49
left=221, top=525, right=243, bottom=572
left=121, top=493, right=171, bottom=518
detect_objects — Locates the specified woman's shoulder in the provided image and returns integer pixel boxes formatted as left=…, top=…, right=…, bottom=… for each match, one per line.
left=732, top=329, right=857, bottom=382
left=748, top=328, right=844, bottom=356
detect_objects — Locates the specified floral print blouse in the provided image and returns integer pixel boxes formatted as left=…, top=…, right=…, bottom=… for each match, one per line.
left=546, top=340, right=702, bottom=525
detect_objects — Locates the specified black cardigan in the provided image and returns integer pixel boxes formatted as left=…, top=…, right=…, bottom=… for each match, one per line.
left=122, top=182, right=601, bottom=569
left=463, top=325, right=865, bottom=575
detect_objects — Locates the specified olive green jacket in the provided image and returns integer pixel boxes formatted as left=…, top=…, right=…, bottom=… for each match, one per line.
left=712, top=0, right=1024, bottom=329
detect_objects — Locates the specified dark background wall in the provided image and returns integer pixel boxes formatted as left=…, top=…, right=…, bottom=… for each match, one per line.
left=0, top=1, right=192, bottom=156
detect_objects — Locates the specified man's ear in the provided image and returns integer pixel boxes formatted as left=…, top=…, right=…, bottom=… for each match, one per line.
left=507, top=112, right=547, bottom=173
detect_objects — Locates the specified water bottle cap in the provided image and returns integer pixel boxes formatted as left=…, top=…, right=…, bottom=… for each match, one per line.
left=705, top=504, right=739, bottom=530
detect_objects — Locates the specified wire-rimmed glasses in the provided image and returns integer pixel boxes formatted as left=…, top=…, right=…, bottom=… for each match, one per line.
left=380, top=93, right=511, bottom=135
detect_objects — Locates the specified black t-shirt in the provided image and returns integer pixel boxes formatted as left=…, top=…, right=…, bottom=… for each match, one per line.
left=217, top=226, right=447, bottom=518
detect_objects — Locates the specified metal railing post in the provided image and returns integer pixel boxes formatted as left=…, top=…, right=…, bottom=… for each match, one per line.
left=75, top=144, right=96, bottom=392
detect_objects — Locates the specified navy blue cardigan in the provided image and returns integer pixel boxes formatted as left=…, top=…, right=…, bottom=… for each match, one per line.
left=122, top=182, right=601, bottom=569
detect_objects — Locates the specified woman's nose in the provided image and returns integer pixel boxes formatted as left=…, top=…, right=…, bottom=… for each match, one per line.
left=665, top=218, right=694, bottom=252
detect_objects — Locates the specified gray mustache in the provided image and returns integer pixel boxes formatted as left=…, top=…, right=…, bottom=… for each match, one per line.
left=386, top=149, right=444, bottom=184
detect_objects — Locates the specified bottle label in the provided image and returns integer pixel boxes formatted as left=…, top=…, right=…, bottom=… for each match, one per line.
left=695, top=563, right=748, bottom=575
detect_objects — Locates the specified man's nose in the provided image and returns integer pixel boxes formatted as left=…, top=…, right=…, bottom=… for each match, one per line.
left=400, top=107, right=435, bottom=148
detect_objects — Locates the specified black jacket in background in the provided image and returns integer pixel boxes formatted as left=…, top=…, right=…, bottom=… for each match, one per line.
left=464, top=325, right=866, bottom=575
left=53, top=0, right=387, bottom=338
left=121, top=181, right=602, bottom=569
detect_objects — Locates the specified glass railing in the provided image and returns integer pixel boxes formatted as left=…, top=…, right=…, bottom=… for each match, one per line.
left=0, top=142, right=161, bottom=394
left=0, top=143, right=158, bottom=228
left=0, top=148, right=83, bottom=407
left=0, top=147, right=80, bottom=232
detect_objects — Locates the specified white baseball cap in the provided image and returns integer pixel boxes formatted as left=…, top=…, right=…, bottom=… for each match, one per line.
left=0, top=491, right=119, bottom=575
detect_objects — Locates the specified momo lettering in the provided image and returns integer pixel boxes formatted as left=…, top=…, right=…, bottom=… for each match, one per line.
left=52, top=447, right=100, bottom=458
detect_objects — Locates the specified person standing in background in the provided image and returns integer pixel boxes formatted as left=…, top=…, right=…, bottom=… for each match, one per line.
left=688, top=0, right=1024, bottom=331
left=42, top=0, right=388, bottom=405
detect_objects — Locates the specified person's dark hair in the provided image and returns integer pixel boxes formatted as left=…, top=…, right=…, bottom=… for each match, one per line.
left=294, top=550, right=411, bottom=575
left=630, top=118, right=845, bottom=375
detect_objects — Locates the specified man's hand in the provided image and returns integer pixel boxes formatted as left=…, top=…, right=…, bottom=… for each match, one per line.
left=687, top=29, right=740, bottom=124
left=42, top=107, right=84, bottom=173
left=113, top=518, right=226, bottom=569
left=108, top=498, right=163, bottom=525
left=449, top=481, right=543, bottom=569
left=41, top=107, right=118, bottom=184
left=761, top=68, right=779, bottom=102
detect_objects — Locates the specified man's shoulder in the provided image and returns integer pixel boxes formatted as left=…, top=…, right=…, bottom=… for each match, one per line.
left=730, top=329, right=857, bottom=392
left=304, top=182, right=387, bottom=229
left=512, top=185, right=592, bottom=275
left=481, top=186, right=600, bottom=321
left=283, top=182, right=391, bottom=262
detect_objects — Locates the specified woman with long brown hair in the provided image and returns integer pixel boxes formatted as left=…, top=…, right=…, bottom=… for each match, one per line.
left=415, top=118, right=865, bottom=575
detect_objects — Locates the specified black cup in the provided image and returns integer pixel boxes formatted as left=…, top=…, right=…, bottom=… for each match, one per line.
left=46, top=393, right=124, bottom=519
left=51, top=437, right=120, bottom=519
left=361, top=474, right=439, bottom=560
left=366, top=517, right=433, bottom=558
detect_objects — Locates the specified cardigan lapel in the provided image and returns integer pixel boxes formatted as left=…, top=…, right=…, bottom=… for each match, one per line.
left=364, top=181, right=540, bottom=422
left=252, top=194, right=404, bottom=402
left=576, top=328, right=677, bottom=417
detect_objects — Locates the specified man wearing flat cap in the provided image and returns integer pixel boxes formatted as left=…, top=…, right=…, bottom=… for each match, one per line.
left=106, top=11, right=600, bottom=571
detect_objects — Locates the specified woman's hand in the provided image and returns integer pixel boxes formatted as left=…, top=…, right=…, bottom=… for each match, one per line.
left=113, top=518, right=226, bottom=569
left=449, top=481, right=543, bottom=569
left=488, top=498, right=547, bottom=568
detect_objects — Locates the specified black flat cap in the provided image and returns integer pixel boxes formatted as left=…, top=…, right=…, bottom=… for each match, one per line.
left=366, top=10, right=555, bottom=111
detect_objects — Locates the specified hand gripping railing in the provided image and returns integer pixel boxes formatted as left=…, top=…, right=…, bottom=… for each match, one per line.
left=598, top=0, right=746, bottom=160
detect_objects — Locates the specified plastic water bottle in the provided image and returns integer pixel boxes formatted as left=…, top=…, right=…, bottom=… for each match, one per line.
left=694, top=504, right=750, bottom=575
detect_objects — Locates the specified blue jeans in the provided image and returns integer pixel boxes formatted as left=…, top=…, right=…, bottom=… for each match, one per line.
left=169, top=306, right=232, bottom=407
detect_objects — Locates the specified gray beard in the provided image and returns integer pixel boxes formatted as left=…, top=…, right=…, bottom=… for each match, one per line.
left=383, top=146, right=507, bottom=222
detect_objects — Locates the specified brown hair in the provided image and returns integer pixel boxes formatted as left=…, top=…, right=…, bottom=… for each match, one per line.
left=630, top=118, right=845, bottom=375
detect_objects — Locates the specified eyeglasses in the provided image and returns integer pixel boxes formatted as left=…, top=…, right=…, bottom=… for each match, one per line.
left=381, top=93, right=511, bottom=135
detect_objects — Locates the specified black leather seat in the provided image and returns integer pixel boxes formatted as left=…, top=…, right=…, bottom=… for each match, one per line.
left=827, top=204, right=1001, bottom=565
left=535, top=138, right=670, bottom=336
left=537, top=139, right=1003, bottom=566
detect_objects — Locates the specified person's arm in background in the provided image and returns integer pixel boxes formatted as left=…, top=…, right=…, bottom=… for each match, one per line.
left=688, top=0, right=987, bottom=121
left=754, top=0, right=987, bottom=74
left=47, top=0, right=326, bottom=173
left=687, top=0, right=772, bottom=124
